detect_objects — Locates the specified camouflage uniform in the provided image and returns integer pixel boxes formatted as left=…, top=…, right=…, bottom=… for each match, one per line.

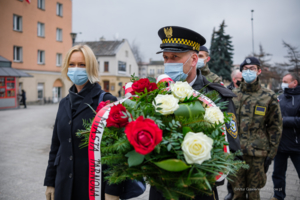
left=229, top=78, right=282, bottom=200
left=201, top=64, right=222, bottom=83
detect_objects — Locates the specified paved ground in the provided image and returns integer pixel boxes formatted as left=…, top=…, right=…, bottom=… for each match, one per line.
left=0, top=104, right=299, bottom=200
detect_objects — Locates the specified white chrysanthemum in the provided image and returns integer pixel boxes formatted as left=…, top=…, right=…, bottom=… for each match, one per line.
left=182, top=132, right=213, bottom=165
left=171, top=81, right=194, bottom=101
left=153, top=94, right=179, bottom=115
left=204, top=107, right=224, bottom=124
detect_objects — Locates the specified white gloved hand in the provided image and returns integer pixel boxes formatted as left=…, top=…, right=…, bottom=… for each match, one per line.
left=45, top=186, right=55, bottom=200
left=105, top=193, right=119, bottom=200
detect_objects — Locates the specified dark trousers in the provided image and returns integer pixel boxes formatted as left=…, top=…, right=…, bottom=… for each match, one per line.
left=149, top=185, right=218, bottom=200
left=272, top=152, right=300, bottom=200
left=21, top=99, right=26, bottom=108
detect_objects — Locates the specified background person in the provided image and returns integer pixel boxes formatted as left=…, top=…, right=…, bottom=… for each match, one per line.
left=44, top=45, right=121, bottom=200
left=20, top=89, right=27, bottom=108
left=228, top=57, right=282, bottom=200
left=227, top=69, right=242, bottom=90
left=197, top=46, right=222, bottom=83
left=271, top=73, right=300, bottom=200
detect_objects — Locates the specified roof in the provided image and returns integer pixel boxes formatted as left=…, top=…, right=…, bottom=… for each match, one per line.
left=149, top=61, right=164, bottom=65
left=76, top=40, right=124, bottom=56
left=0, top=67, right=33, bottom=77
left=0, top=55, right=11, bottom=62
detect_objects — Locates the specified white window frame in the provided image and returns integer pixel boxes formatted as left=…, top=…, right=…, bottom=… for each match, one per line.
left=56, top=3, right=63, bottom=17
left=118, top=61, right=126, bottom=73
left=56, top=53, right=62, bottom=67
left=56, top=28, right=62, bottom=41
left=37, top=83, right=44, bottom=99
left=13, top=14, right=22, bottom=31
left=37, top=22, right=45, bottom=37
left=37, top=50, right=45, bottom=64
left=13, top=46, right=23, bottom=62
left=37, top=0, right=45, bottom=10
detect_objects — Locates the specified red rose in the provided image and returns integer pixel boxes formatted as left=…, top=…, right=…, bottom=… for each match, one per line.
left=106, top=104, right=128, bottom=128
left=125, top=116, right=163, bottom=155
left=95, top=100, right=110, bottom=113
left=132, top=78, right=158, bottom=94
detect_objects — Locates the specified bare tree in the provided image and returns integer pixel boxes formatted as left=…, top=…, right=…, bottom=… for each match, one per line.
left=248, top=44, right=272, bottom=70
left=131, top=39, right=144, bottom=63
left=278, top=41, right=300, bottom=75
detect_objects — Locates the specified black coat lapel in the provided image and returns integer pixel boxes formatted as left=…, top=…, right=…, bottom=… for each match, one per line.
left=63, top=95, right=72, bottom=120
left=73, top=83, right=102, bottom=118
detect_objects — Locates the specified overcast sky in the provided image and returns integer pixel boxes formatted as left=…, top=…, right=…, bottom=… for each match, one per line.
left=72, top=0, right=300, bottom=65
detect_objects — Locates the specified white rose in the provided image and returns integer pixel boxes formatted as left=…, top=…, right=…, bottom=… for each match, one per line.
left=171, top=81, right=194, bottom=101
left=204, top=107, right=224, bottom=124
left=153, top=94, right=179, bottom=115
left=181, top=132, right=213, bottom=165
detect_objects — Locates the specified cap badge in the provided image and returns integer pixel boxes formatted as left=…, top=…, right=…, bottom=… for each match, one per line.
left=246, top=58, right=251, bottom=64
left=164, top=27, right=173, bottom=39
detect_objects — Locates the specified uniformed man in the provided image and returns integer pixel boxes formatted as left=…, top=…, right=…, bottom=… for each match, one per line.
left=227, top=69, right=243, bottom=90
left=228, top=57, right=282, bottom=200
left=197, top=46, right=222, bottom=83
left=150, top=26, right=241, bottom=200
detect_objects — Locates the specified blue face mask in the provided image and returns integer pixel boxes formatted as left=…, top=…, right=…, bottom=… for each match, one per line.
left=196, top=58, right=205, bottom=69
left=242, top=69, right=257, bottom=83
left=164, top=55, right=192, bottom=82
left=67, top=67, right=89, bottom=86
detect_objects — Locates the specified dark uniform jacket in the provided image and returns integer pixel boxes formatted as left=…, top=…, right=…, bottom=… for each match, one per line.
left=227, top=82, right=235, bottom=91
left=278, top=85, right=300, bottom=154
left=44, top=82, right=120, bottom=200
left=232, top=78, right=282, bottom=159
left=149, top=69, right=241, bottom=200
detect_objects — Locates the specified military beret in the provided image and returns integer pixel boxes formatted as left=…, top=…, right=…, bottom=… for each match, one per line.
left=200, top=46, right=209, bottom=53
left=240, top=57, right=260, bottom=72
left=157, top=26, right=206, bottom=54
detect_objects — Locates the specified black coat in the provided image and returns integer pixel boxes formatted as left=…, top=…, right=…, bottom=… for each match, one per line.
left=149, top=70, right=241, bottom=200
left=44, top=83, right=120, bottom=200
left=278, top=85, right=300, bottom=153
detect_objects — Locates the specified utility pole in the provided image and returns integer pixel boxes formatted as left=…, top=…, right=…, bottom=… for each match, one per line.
left=251, top=10, right=255, bottom=54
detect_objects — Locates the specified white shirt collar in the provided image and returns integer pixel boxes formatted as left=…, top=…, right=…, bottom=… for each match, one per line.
left=189, top=75, right=197, bottom=86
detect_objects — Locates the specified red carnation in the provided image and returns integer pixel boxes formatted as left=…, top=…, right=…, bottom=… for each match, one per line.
left=125, top=116, right=162, bottom=155
left=95, top=100, right=110, bottom=113
left=132, top=78, right=157, bottom=94
left=106, top=104, right=128, bottom=128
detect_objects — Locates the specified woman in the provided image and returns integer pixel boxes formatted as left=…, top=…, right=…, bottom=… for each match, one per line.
left=44, top=45, right=121, bottom=200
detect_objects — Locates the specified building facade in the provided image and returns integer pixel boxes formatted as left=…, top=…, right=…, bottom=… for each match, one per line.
left=147, top=60, right=164, bottom=78
left=79, top=39, right=139, bottom=97
left=0, top=0, right=73, bottom=104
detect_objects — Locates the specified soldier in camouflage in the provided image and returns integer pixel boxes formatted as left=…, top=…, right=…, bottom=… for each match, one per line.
left=197, top=46, right=222, bottom=83
left=228, top=57, right=282, bottom=200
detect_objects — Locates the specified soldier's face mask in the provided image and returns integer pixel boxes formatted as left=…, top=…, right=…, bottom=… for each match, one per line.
left=164, top=55, right=192, bottom=81
left=196, top=59, right=205, bottom=69
left=242, top=69, right=257, bottom=83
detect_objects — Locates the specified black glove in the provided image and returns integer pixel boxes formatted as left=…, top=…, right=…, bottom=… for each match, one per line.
left=264, top=157, right=272, bottom=173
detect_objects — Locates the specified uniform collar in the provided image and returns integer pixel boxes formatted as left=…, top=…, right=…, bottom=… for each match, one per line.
left=241, top=77, right=261, bottom=93
left=200, top=64, right=210, bottom=76
left=189, top=75, right=197, bottom=86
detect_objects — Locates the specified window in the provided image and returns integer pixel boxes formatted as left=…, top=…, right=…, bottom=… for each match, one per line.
left=0, top=77, right=15, bottom=98
left=104, top=61, right=109, bottom=72
left=38, top=0, right=45, bottom=10
left=118, top=61, right=126, bottom=72
left=56, top=3, right=63, bottom=16
left=150, top=69, right=155, bottom=75
left=38, top=50, right=45, bottom=64
left=13, top=14, right=22, bottom=31
left=13, top=46, right=22, bottom=62
left=56, top=28, right=62, bottom=41
left=37, top=22, right=45, bottom=37
left=56, top=53, right=62, bottom=66
left=37, top=83, right=44, bottom=99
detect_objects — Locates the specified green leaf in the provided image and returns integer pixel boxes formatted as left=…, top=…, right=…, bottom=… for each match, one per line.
left=147, top=77, right=156, bottom=83
left=153, top=159, right=191, bottom=172
left=182, top=126, right=192, bottom=136
left=125, top=150, right=145, bottom=167
left=174, top=101, right=204, bottom=118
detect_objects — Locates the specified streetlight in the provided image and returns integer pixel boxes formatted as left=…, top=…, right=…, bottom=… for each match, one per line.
left=251, top=10, right=254, bottom=54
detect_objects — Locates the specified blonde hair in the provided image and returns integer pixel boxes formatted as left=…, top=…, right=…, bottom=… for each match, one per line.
left=62, top=45, right=100, bottom=83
